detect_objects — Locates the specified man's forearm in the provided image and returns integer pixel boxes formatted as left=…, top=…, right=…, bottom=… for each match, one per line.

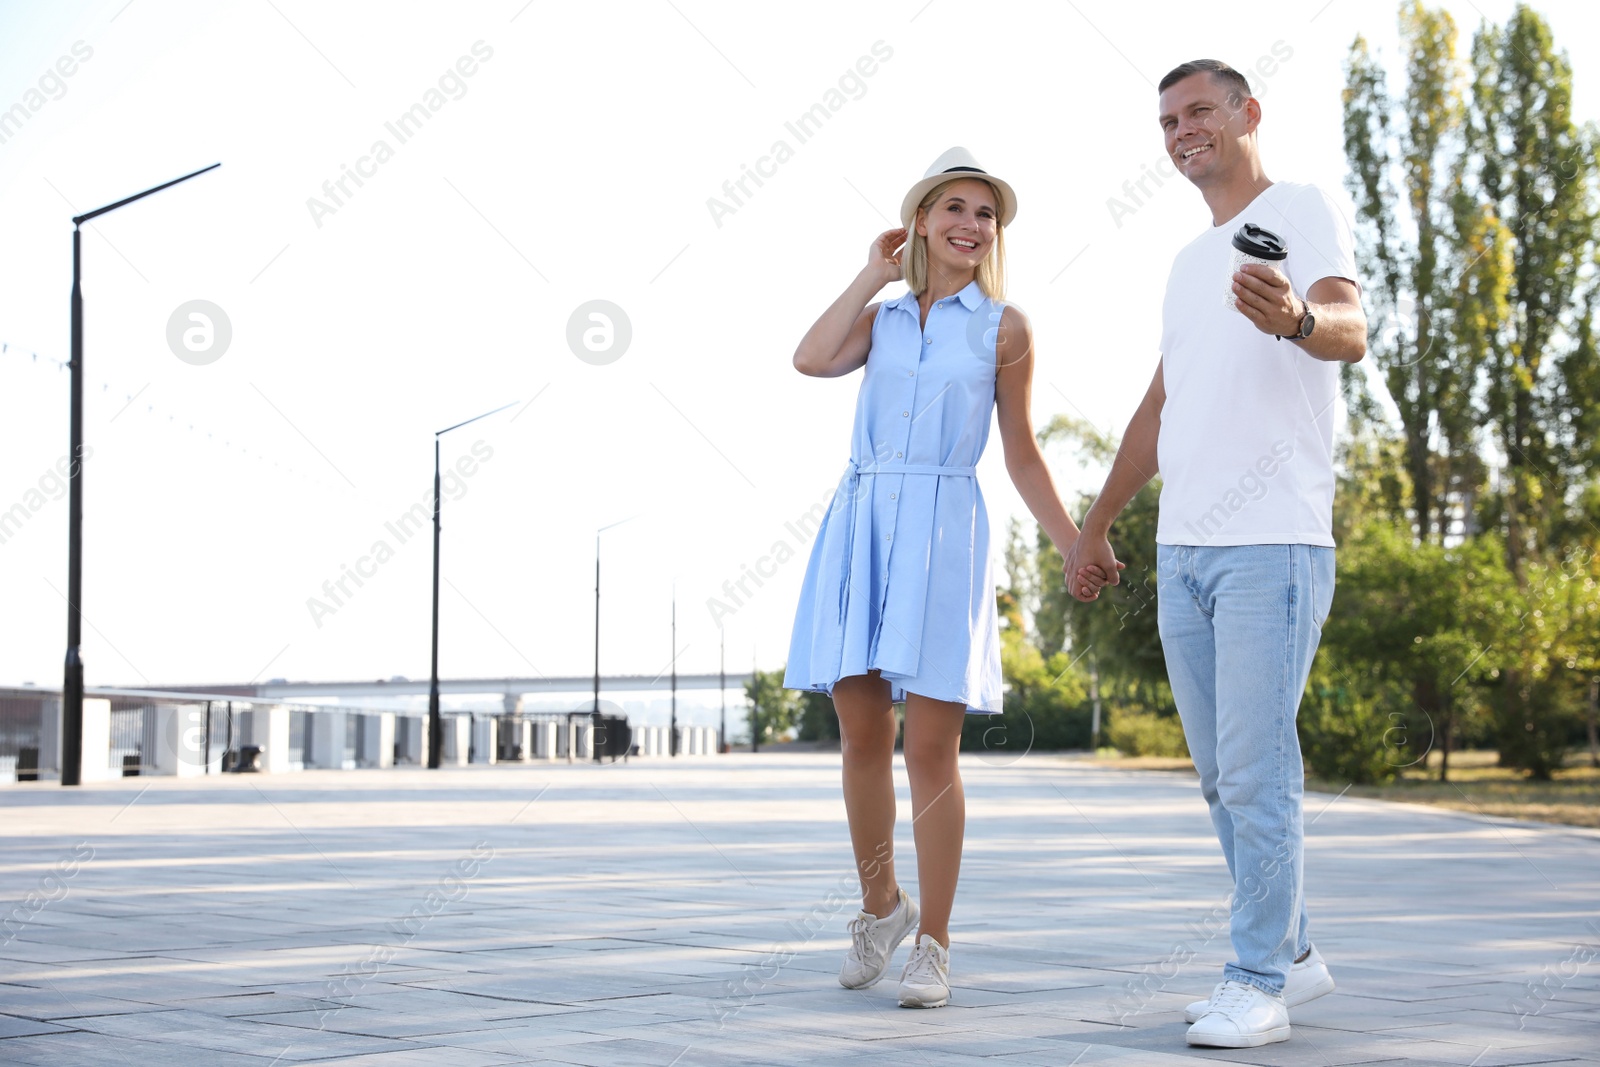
left=1292, top=299, right=1365, bottom=363
left=1083, top=408, right=1159, bottom=536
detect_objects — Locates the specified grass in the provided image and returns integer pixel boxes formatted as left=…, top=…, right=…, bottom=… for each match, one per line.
left=1088, top=750, right=1196, bottom=772
left=1307, top=749, right=1600, bottom=830
left=1092, top=748, right=1600, bottom=830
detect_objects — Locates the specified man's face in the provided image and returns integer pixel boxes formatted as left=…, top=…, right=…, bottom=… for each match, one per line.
left=1158, top=72, right=1256, bottom=186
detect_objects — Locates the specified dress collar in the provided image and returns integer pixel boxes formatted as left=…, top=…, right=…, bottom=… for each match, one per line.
left=886, top=279, right=985, bottom=314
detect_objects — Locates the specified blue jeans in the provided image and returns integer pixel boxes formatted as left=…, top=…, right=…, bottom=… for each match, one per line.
left=1156, top=543, right=1335, bottom=996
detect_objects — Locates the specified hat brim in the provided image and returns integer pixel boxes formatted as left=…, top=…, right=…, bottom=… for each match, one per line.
left=900, top=170, right=1017, bottom=231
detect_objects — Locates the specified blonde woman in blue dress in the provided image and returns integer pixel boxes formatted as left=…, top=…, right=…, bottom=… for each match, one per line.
left=786, top=148, right=1115, bottom=1007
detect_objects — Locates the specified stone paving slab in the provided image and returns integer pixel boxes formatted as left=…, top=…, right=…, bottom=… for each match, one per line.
left=1, top=754, right=1597, bottom=1065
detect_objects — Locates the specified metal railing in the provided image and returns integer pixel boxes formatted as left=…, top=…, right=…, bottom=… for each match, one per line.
left=1, top=689, right=51, bottom=782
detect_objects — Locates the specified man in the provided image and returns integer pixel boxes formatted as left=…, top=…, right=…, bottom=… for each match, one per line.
left=1065, top=59, right=1366, bottom=1049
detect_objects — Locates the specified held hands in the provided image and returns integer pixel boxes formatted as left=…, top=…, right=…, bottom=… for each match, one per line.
left=1232, top=264, right=1304, bottom=338
left=1061, top=532, right=1126, bottom=603
left=867, top=228, right=908, bottom=288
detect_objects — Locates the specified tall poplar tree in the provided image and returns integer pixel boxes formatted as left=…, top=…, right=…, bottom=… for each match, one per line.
left=1464, top=5, right=1598, bottom=573
left=1342, top=1, right=1487, bottom=542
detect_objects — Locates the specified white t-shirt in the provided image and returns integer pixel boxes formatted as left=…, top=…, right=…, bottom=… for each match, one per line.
left=1155, top=181, right=1360, bottom=548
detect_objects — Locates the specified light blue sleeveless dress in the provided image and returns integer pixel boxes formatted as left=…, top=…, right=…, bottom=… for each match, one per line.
left=783, top=280, right=1005, bottom=714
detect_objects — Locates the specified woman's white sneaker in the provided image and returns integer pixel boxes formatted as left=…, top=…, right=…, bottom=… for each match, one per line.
left=839, top=888, right=919, bottom=989
left=897, top=934, right=950, bottom=1008
left=1183, top=945, right=1335, bottom=1023
left=1185, top=980, right=1291, bottom=1048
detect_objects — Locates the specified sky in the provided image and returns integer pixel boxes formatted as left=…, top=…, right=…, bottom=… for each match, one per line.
left=2, top=0, right=1597, bottom=723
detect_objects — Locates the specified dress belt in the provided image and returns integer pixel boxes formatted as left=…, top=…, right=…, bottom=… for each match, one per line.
left=848, top=460, right=977, bottom=477
left=828, top=459, right=977, bottom=639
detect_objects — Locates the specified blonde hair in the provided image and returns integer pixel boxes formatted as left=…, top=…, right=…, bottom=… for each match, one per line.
left=905, top=177, right=1007, bottom=300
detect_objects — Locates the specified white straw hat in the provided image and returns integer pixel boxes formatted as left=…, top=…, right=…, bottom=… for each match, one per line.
left=899, top=147, right=1017, bottom=230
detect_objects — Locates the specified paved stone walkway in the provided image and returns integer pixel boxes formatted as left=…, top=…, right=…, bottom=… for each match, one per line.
left=1, top=754, right=1596, bottom=1065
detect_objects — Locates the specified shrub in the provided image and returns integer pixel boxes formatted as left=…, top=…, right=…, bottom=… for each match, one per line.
left=1106, top=709, right=1189, bottom=758
left=1297, top=666, right=1401, bottom=784
left=1495, top=674, right=1581, bottom=780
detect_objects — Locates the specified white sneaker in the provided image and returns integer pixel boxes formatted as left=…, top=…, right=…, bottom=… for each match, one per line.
left=1183, top=945, right=1334, bottom=1023
left=897, top=934, right=950, bottom=1008
left=839, top=888, right=919, bottom=989
left=1185, top=980, right=1291, bottom=1048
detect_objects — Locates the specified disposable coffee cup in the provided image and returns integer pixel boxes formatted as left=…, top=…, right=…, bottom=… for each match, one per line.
left=1227, top=223, right=1287, bottom=308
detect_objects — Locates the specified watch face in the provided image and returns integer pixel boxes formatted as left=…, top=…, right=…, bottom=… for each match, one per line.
left=1301, top=313, right=1315, bottom=338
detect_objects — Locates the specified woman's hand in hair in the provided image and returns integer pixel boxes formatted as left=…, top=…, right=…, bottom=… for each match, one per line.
left=867, top=228, right=908, bottom=287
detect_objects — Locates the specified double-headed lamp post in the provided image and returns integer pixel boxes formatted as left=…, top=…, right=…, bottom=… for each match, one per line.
left=61, top=162, right=220, bottom=787
left=427, top=401, right=516, bottom=769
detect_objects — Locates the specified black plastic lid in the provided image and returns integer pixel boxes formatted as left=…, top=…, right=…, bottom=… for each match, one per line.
left=1231, top=222, right=1287, bottom=260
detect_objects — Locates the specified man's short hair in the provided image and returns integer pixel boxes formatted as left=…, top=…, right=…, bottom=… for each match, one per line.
left=1158, top=59, right=1252, bottom=105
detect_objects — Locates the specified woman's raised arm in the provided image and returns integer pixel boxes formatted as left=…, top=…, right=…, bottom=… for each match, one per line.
left=793, top=228, right=906, bottom=378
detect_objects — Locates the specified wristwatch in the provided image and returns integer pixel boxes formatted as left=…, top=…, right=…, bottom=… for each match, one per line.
left=1277, top=298, right=1315, bottom=342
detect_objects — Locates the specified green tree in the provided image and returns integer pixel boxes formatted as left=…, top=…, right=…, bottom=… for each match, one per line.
left=1317, top=520, right=1514, bottom=779
left=987, top=414, right=1177, bottom=757
left=1465, top=5, right=1599, bottom=570
left=963, top=541, right=1092, bottom=756
left=1035, top=415, right=1170, bottom=710
left=1342, top=2, right=1600, bottom=776
left=1464, top=5, right=1598, bottom=772
left=1342, top=1, right=1484, bottom=541
left=794, top=689, right=839, bottom=743
left=745, top=668, right=800, bottom=748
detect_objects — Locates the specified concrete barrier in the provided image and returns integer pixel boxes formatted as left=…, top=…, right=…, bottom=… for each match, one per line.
left=150, top=703, right=219, bottom=777
left=252, top=705, right=291, bottom=774
left=351, top=712, right=394, bottom=768
left=309, top=709, right=349, bottom=770
left=394, top=716, right=424, bottom=765
left=533, top=721, right=557, bottom=760
left=471, top=718, right=497, bottom=764
left=511, top=720, right=532, bottom=761
left=442, top=717, right=470, bottom=766
left=79, top=699, right=119, bottom=782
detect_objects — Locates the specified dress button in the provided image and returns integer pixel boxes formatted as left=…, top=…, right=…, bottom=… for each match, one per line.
left=908, top=370, right=915, bottom=377
left=925, top=338, right=933, bottom=344
left=889, top=492, right=896, bottom=500
left=896, top=451, right=902, bottom=458
left=901, top=411, right=909, bottom=417
left=886, top=535, right=892, bottom=541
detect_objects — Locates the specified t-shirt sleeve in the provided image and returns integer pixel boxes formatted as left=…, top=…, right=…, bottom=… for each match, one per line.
left=1282, top=185, right=1360, bottom=297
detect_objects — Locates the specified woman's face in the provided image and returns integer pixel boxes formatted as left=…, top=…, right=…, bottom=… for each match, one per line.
left=916, top=178, right=999, bottom=277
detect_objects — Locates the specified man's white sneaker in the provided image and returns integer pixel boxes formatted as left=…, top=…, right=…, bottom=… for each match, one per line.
left=839, top=888, right=919, bottom=989
left=1183, top=945, right=1335, bottom=1023
left=897, top=934, right=950, bottom=1008
left=1185, top=980, right=1291, bottom=1048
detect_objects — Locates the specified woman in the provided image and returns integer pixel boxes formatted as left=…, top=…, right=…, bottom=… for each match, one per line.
left=784, top=148, right=1111, bottom=1007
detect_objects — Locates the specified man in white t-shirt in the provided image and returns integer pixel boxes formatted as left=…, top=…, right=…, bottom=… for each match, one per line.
left=1063, top=60, right=1367, bottom=1049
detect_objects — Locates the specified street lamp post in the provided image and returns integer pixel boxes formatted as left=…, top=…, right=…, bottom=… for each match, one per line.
left=669, top=588, right=677, bottom=758
left=427, top=401, right=516, bottom=769
left=61, top=163, right=220, bottom=787
left=749, top=650, right=759, bottom=755
left=590, top=536, right=600, bottom=763
left=590, top=516, right=635, bottom=764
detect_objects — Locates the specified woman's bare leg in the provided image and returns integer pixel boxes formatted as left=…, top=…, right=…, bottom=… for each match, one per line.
left=832, top=672, right=900, bottom=916
left=901, top=693, right=967, bottom=947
